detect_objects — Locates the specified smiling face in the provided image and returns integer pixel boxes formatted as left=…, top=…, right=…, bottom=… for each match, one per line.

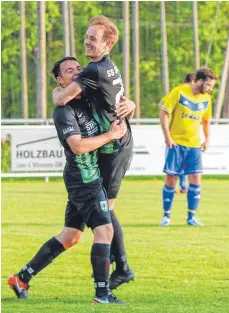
left=84, top=25, right=112, bottom=61
left=56, top=60, right=82, bottom=88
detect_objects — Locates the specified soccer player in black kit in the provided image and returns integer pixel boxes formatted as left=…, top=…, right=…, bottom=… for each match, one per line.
left=53, top=15, right=135, bottom=291
left=8, top=57, right=128, bottom=304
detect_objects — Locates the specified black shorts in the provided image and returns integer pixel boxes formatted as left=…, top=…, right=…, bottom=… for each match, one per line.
left=98, top=143, right=133, bottom=199
left=65, top=187, right=111, bottom=231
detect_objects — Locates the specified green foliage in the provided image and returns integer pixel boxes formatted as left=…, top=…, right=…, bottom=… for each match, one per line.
left=1, top=1, right=229, bottom=118
left=1, top=139, right=11, bottom=173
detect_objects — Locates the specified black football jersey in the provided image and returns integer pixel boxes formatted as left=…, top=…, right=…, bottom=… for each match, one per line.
left=53, top=98, right=102, bottom=194
left=74, top=54, right=132, bottom=153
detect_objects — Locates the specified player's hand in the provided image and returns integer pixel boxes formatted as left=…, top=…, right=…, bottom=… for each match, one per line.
left=109, top=120, right=127, bottom=140
left=115, top=96, right=136, bottom=118
left=165, top=136, right=176, bottom=149
left=201, top=140, right=209, bottom=152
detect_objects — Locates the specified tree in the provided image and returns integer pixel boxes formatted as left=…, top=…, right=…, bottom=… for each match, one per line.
left=1, top=1, right=229, bottom=118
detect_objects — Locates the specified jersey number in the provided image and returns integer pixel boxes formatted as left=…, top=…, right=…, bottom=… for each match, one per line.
left=113, top=77, right=124, bottom=104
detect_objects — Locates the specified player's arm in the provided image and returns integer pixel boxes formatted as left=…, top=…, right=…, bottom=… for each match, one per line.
left=52, top=81, right=82, bottom=106
left=160, top=87, right=179, bottom=148
left=115, top=96, right=136, bottom=120
left=159, top=109, right=176, bottom=149
left=67, top=120, right=127, bottom=155
left=53, top=64, right=98, bottom=106
left=201, top=118, right=211, bottom=152
left=201, top=97, right=212, bottom=152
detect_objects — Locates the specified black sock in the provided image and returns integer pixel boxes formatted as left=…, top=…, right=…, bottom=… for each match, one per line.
left=18, top=237, right=65, bottom=284
left=91, top=243, right=110, bottom=298
left=110, top=210, right=128, bottom=273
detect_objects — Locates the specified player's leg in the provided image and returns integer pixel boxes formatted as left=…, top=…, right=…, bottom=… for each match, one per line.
left=85, top=189, right=124, bottom=304
left=98, top=147, right=135, bottom=290
left=8, top=229, right=81, bottom=299
left=8, top=200, right=85, bottom=299
left=185, top=147, right=203, bottom=226
left=108, top=198, right=129, bottom=272
left=160, top=146, right=182, bottom=225
left=55, top=227, right=83, bottom=249
left=186, top=173, right=202, bottom=225
left=108, top=198, right=135, bottom=290
left=159, top=174, right=178, bottom=225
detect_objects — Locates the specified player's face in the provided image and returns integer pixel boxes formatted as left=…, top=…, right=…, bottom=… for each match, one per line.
left=84, top=25, right=111, bottom=60
left=57, top=60, right=82, bottom=87
left=198, top=78, right=216, bottom=94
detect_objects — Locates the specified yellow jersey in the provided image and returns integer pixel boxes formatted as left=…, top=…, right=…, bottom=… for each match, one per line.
left=161, top=84, right=212, bottom=147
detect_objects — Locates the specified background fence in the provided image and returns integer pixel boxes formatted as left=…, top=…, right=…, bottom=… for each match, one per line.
left=2, top=119, right=229, bottom=178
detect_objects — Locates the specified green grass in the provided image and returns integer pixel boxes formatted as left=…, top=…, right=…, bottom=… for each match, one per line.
left=2, top=179, right=229, bottom=312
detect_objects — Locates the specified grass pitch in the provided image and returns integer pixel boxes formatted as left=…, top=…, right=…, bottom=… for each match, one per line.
left=1, top=179, right=229, bottom=313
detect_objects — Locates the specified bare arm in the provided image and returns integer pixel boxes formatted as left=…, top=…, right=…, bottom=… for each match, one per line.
left=66, top=120, right=127, bottom=155
left=201, top=119, right=211, bottom=151
left=52, top=81, right=82, bottom=106
left=159, top=109, right=176, bottom=148
left=52, top=87, right=75, bottom=106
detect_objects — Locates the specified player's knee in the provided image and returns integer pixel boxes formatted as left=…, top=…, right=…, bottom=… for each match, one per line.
left=93, top=223, right=114, bottom=243
left=101, top=224, right=114, bottom=242
left=107, top=223, right=114, bottom=241
left=165, top=175, right=177, bottom=187
left=56, top=229, right=82, bottom=249
left=65, top=233, right=82, bottom=248
left=194, top=174, right=201, bottom=183
left=189, top=173, right=201, bottom=185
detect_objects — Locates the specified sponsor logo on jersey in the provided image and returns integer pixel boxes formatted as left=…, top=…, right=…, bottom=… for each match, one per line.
left=63, top=126, right=74, bottom=135
left=85, top=120, right=98, bottom=135
left=182, top=113, right=200, bottom=120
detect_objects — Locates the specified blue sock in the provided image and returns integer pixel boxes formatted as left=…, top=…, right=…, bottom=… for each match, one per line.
left=179, top=174, right=187, bottom=190
left=187, top=184, right=201, bottom=220
left=162, top=185, right=175, bottom=218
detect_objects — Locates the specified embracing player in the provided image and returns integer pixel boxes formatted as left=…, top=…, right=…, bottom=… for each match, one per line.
left=53, top=16, right=135, bottom=290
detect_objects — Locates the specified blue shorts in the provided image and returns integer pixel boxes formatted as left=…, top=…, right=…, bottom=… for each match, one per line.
left=163, top=144, right=203, bottom=176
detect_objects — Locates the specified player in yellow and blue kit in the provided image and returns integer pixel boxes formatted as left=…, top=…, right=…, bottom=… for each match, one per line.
left=159, top=68, right=217, bottom=226
left=160, top=72, right=195, bottom=195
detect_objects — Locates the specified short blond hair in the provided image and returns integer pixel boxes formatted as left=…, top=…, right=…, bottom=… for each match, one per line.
left=88, top=15, right=119, bottom=45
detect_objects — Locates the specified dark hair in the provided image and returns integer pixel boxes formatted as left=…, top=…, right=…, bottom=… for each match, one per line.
left=51, top=56, right=78, bottom=78
left=183, top=72, right=196, bottom=83
left=195, top=67, right=218, bottom=82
